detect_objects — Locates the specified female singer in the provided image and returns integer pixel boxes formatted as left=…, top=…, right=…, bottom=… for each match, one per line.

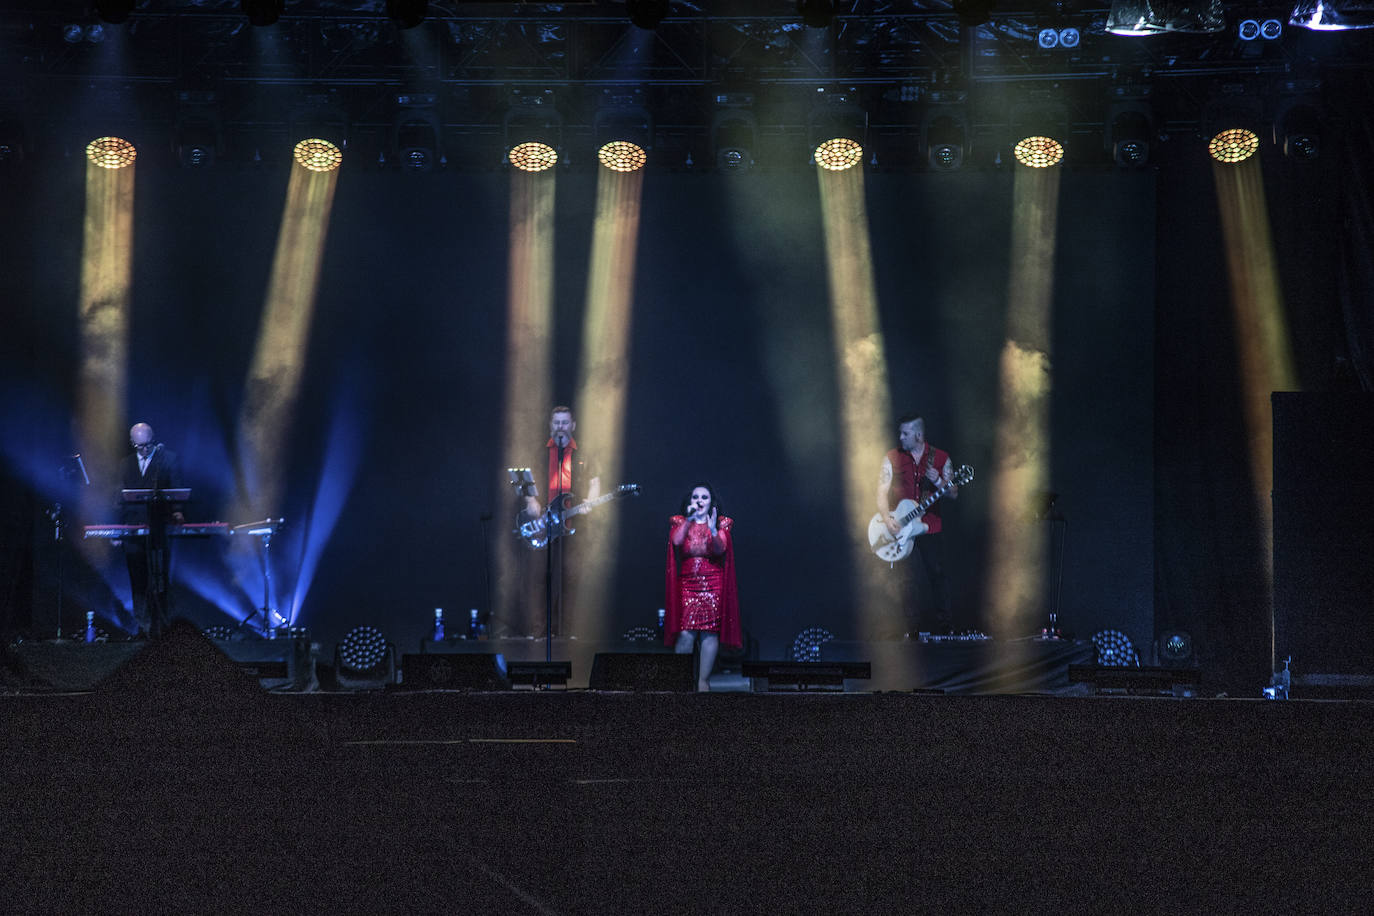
left=664, top=483, right=741, bottom=691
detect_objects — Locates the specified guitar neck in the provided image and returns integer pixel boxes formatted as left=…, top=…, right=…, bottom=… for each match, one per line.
left=900, top=481, right=953, bottom=525
left=564, top=488, right=632, bottom=518
left=565, top=495, right=609, bottom=518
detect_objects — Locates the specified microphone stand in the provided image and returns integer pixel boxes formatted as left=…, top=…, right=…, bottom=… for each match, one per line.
left=146, top=445, right=170, bottom=638
left=50, top=454, right=88, bottom=639
left=546, top=439, right=566, bottom=664
left=48, top=503, right=66, bottom=640
left=259, top=526, right=275, bottom=637
left=479, top=510, right=494, bottom=637
left=1034, top=494, right=1068, bottom=639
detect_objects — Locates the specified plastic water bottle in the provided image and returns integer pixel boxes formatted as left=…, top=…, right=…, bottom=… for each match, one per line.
left=433, top=607, right=444, bottom=641
left=85, top=611, right=96, bottom=643
left=470, top=608, right=480, bottom=639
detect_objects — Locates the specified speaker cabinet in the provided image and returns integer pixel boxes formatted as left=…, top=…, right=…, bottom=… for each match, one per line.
left=399, top=653, right=510, bottom=690
left=588, top=652, right=694, bottom=691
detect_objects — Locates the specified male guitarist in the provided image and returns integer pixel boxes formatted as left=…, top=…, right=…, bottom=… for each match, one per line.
left=523, top=406, right=601, bottom=522
left=523, top=405, right=601, bottom=637
left=877, top=414, right=958, bottom=636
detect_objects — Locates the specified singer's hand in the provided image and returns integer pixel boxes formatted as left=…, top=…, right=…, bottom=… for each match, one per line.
left=707, top=507, right=718, bottom=533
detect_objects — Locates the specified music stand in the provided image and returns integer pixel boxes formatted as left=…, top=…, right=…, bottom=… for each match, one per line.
left=121, top=487, right=192, bottom=504
left=234, top=518, right=284, bottom=636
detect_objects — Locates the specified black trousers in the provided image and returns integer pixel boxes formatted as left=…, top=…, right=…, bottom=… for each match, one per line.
left=123, top=538, right=172, bottom=637
left=912, top=532, right=952, bottom=633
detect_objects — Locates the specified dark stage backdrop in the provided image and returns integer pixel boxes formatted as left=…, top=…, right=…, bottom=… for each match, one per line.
left=0, top=161, right=1155, bottom=659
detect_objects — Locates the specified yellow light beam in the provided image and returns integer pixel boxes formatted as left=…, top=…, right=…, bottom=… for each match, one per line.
left=236, top=149, right=340, bottom=519
left=1213, top=157, right=1298, bottom=525
left=75, top=144, right=136, bottom=558
left=1212, top=155, right=1299, bottom=666
left=496, top=168, right=557, bottom=637
left=983, top=165, right=1060, bottom=654
left=816, top=164, right=898, bottom=642
left=571, top=166, right=644, bottom=642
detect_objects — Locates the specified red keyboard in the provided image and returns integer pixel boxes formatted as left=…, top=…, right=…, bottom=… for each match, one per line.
left=83, top=522, right=232, bottom=539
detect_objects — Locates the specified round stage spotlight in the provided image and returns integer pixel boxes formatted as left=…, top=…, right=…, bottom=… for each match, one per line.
left=718, top=147, right=751, bottom=171
left=597, top=140, right=647, bottom=172
left=1208, top=127, right=1259, bottom=164
left=1037, top=28, right=1059, bottom=48
left=1116, top=139, right=1148, bottom=166
left=1261, top=18, right=1283, bottom=39
left=86, top=136, right=137, bottom=169
left=790, top=626, right=836, bottom=662
left=338, top=626, right=390, bottom=673
left=1058, top=27, right=1080, bottom=48
left=1158, top=630, right=1194, bottom=667
left=293, top=138, right=343, bottom=172
left=1238, top=18, right=1261, bottom=40
left=813, top=137, right=863, bottom=171
left=508, top=141, right=558, bottom=173
left=1286, top=132, right=1319, bottom=161
left=931, top=143, right=962, bottom=170
left=1012, top=135, right=1064, bottom=168
left=1090, top=629, right=1140, bottom=667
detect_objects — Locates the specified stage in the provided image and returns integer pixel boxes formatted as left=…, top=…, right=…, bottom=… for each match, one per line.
left=4, top=627, right=1097, bottom=695
left=1, top=625, right=1369, bottom=913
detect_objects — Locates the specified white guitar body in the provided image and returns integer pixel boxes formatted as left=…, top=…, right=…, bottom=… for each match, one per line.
left=868, top=464, right=974, bottom=564
left=868, top=500, right=928, bottom=563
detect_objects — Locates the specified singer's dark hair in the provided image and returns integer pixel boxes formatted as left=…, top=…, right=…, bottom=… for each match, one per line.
left=896, top=413, right=924, bottom=443
left=679, top=482, right=723, bottom=518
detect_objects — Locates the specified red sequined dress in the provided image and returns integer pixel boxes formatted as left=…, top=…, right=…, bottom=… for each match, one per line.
left=663, top=516, right=741, bottom=648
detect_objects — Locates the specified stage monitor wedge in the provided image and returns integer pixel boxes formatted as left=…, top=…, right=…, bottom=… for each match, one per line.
left=742, top=660, right=871, bottom=691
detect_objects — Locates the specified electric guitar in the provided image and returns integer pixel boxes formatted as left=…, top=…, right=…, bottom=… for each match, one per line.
left=515, top=483, right=641, bottom=549
left=868, top=465, right=974, bottom=563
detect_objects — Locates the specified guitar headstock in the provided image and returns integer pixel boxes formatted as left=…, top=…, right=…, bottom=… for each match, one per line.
left=953, top=465, right=974, bottom=486
left=619, top=484, right=642, bottom=497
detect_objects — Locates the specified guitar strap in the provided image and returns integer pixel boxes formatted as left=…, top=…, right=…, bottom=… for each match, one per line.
left=914, top=444, right=931, bottom=494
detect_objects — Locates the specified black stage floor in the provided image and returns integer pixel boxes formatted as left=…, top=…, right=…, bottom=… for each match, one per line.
left=2, top=626, right=1370, bottom=914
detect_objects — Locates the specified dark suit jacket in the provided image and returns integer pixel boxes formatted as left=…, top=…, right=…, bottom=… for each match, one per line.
left=118, top=447, right=183, bottom=526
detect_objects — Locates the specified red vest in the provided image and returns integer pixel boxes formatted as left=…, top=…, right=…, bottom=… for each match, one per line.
left=885, top=444, right=951, bottom=533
